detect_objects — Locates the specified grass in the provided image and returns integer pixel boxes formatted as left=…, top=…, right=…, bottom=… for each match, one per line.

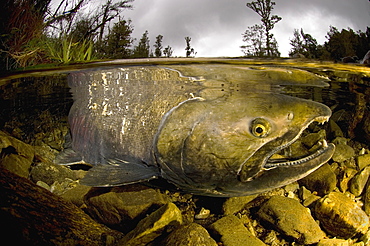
left=45, top=37, right=95, bottom=64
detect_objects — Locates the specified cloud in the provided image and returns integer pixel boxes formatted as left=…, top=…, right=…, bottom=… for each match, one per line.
left=123, top=0, right=370, bottom=57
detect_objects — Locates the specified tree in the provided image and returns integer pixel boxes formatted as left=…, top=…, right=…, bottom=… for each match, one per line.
left=246, top=0, right=281, bottom=56
left=241, top=24, right=265, bottom=56
left=324, top=26, right=370, bottom=61
left=133, top=30, right=150, bottom=58
left=240, top=24, right=279, bottom=57
left=46, top=0, right=133, bottom=41
left=185, top=36, right=195, bottom=57
left=289, top=28, right=319, bottom=58
left=154, top=35, right=163, bottom=57
left=96, top=0, right=134, bottom=41
left=163, top=45, right=173, bottom=57
left=69, top=18, right=95, bottom=42
left=97, top=19, right=133, bottom=59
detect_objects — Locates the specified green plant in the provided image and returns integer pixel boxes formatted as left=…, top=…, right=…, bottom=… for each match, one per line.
left=45, top=36, right=94, bottom=63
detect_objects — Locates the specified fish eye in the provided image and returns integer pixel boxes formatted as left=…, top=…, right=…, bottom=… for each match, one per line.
left=251, top=118, right=271, bottom=138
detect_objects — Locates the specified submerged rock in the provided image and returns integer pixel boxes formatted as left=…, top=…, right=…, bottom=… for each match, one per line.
left=29, top=161, right=82, bottom=186
left=222, top=194, right=258, bottom=215
left=120, top=202, right=182, bottom=246
left=317, top=238, right=350, bottom=246
left=350, top=166, right=370, bottom=196
left=0, top=131, right=34, bottom=177
left=298, top=163, right=337, bottom=196
left=332, top=143, right=355, bottom=163
left=328, top=119, right=344, bottom=139
left=362, top=181, right=370, bottom=215
left=60, top=184, right=91, bottom=208
left=357, top=154, right=370, bottom=170
left=84, top=185, right=167, bottom=232
left=314, top=191, right=369, bottom=238
left=208, top=215, right=266, bottom=246
left=339, top=168, right=358, bottom=192
left=257, top=195, right=325, bottom=244
left=164, top=223, right=217, bottom=246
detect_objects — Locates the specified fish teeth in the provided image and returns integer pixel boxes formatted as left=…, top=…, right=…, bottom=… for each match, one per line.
left=322, top=139, right=328, bottom=148
left=316, top=116, right=330, bottom=125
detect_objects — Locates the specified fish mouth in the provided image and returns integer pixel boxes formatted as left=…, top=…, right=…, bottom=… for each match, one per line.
left=239, top=115, right=335, bottom=183
left=264, top=116, right=332, bottom=170
left=264, top=139, right=331, bottom=168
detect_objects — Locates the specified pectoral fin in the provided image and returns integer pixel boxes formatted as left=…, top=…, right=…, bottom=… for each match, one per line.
left=54, top=148, right=89, bottom=166
left=80, top=159, right=160, bottom=187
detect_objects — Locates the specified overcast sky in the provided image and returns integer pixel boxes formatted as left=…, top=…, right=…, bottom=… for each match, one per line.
left=119, top=0, right=369, bottom=57
left=123, top=0, right=370, bottom=57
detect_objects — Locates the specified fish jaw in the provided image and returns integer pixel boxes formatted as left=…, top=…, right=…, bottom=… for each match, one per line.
left=239, top=115, right=333, bottom=182
left=213, top=142, right=335, bottom=197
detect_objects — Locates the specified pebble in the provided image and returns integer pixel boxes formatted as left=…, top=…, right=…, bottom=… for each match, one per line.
left=120, top=202, right=182, bottom=246
left=360, top=228, right=370, bottom=245
left=339, top=168, right=357, bottom=192
left=85, top=184, right=167, bottom=232
left=298, top=163, right=337, bottom=196
left=357, top=154, right=370, bottom=170
left=29, top=161, right=81, bottom=186
left=350, top=166, right=370, bottom=196
left=332, top=143, right=355, bottom=163
left=328, top=119, right=344, bottom=138
left=301, top=130, right=326, bottom=148
left=164, top=223, right=217, bottom=246
left=317, top=238, right=350, bottom=246
left=194, top=207, right=211, bottom=219
left=363, top=181, right=370, bottom=215
left=60, top=184, right=91, bottom=208
left=257, top=195, right=325, bottom=244
left=208, top=215, right=266, bottom=246
left=222, top=194, right=258, bottom=215
left=314, top=191, right=369, bottom=238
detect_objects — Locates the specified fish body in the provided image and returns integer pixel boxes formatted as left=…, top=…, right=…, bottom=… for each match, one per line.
left=58, top=65, right=335, bottom=197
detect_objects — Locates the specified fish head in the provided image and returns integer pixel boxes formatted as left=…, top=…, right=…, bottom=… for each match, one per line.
left=155, top=93, right=335, bottom=197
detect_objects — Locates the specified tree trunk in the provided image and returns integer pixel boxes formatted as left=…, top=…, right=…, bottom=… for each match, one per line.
left=0, top=167, right=123, bottom=245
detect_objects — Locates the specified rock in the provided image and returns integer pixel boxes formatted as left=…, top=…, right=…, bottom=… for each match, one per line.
left=301, top=130, right=326, bottom=148
left=328, top=119, right=344, bottom=139
left=208, top=215, right=266, bottom=246
left=350, top=166, right=370, bottom=196
left=257, top=195, right=325, bottom=244
left=339, top=168, right=358, bottom=192
left=299, top=186, right=320, bottom=207
left=0, top=131, right=34, bottom=177
left=120, top=202, right=182, bottom=246
left=317, top=238, right=350, bottom=246
left=357, top=154, right=370, bottom=170
left=194, top=207, right=211, bottom=219
left=314, top=192, right=369, bottom=238
left=222, top=194, right=258, bottom=215
left=29, top=161, right=80, bottom=185
left=60, top=184, right=91, bottom=208
left=0, top=166, right=123, bottom=245
left=360, top=228, right=370, bottom=245
left=164, top=223, right=217, bottom=246
left=33, top=143, right=59, bottom=163
left=332, top=143, right=355, bottom=163
left=363, top=181, right=370, bottom=215
left=298, top=163, right=337, bottom=196
left=85, top=184, right=167, bottom=232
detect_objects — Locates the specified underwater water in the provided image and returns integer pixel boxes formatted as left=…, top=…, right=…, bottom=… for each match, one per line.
left=0, top=58, right=370, bottom=245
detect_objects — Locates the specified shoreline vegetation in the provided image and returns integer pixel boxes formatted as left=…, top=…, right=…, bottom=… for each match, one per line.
left=0, top=0, right=369, bottom=71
